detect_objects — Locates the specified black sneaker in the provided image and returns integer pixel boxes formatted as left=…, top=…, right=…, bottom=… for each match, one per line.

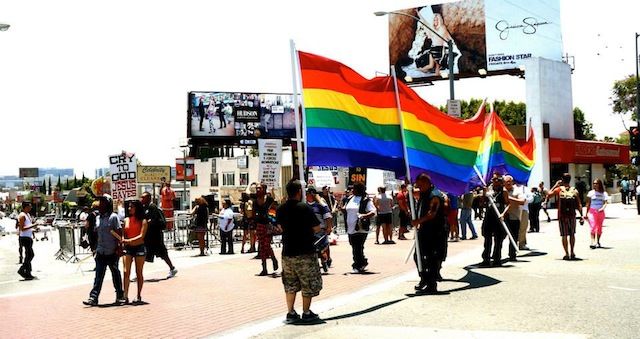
left=115, top=296, right=128, bottom=305
left=321, top=261, right=328, bottom=273
left=478, top=261, right=491, bottom=268
left=17, top=268, right=27, bottom=279
left=285, top=311, right=300, bottom=324
left=414, top=280, right=428, bottom=291
left=24, top=275, right=37, bottom=281
left=326, top=258, right=332, bottom=268
left=301, top=311, right=319, bottom=322
left=82, top=298, right=98, bottom=306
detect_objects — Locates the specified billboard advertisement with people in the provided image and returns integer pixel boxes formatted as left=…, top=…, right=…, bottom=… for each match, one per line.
left=387, top=0, right=562, bottom=84
left=187, top=91, right=297, bottom=141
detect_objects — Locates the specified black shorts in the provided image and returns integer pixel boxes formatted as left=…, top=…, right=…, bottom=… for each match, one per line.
left=399, top=210, right=409, bottom=227
left=376, top=213, right=392, bottom=226
left=124, top=244, right=146, bottom=257
left=145, top=241, right=168, bottom=262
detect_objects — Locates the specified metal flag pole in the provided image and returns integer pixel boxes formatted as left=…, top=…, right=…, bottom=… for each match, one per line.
left=390, top=66, right=422, bottom=272
left=289, top=39, right=306, bottom=195
left=472, top=165, right=518, bottom=251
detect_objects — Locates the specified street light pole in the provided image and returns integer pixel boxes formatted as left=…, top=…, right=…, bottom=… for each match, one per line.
left=635, top=33, right=639, bottom=128
left=374, top=11, right=455, bottom=100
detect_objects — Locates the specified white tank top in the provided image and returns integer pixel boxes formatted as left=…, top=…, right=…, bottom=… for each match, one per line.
left=19, top=212, right=34, bottom=238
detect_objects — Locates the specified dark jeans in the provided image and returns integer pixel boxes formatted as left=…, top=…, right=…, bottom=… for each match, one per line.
left=636, top=194, right=640, bottom=215
left=348, top=233, right=368, bottom=270
left=220, top=229, right=234, bottom=254
left=18, top=237, right=34, bottom=275
left=482, top=229, right=505, bottom=262
left=89, top=253, right=123, bottom=302
left=506, top=219, right=520, bottom=259
left=414, top=231, right=443, bottom=288
left=528, top=203, right=541, bottom=232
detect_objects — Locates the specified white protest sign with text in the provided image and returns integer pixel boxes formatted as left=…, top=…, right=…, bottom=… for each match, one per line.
left=258, top=139, right=282, bottom=189
left=109, top=152, right=138, bottom=201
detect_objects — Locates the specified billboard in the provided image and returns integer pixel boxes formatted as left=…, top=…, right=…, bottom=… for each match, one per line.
left=387, top=0, right=562, bottom=84
left=19, top=168, right=39, bottom=178
left=188, top=91, right=297, bottom=142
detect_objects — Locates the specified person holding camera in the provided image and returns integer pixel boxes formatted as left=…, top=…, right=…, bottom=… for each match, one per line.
left=344, top=182, right=376, bottom=273
left=548, top=173, right=584, bottom=260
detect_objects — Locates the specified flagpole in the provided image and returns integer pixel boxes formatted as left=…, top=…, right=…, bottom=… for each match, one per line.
left=390, top=66, right=422, bottom=272
left=290, top=39, right=306, bottom=192
left=472, top=165, right=518, bottom=252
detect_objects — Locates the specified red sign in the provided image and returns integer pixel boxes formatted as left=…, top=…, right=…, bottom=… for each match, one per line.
left=549, top=139, right=630, bottom=164
left=176, top=158, right=196, bottom=181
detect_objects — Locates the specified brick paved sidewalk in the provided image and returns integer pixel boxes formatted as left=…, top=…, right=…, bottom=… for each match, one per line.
left=1, top=231, right=483, bottom=338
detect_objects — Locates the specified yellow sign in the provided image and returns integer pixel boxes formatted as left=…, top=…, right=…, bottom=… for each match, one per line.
left=137, top=166, right=171, bottom=184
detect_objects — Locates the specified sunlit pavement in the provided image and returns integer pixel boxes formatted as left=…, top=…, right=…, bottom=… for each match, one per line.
left=1, top=203, right=638, bottom=338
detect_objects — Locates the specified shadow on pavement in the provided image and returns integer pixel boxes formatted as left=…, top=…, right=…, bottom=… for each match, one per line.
left=145, top=277, right=169, bottom=283
left=320, top=298, right=406, bottom=322
left=288, top=319, right=327, bottom=326
left=518, top=251, right=547, bottom=257
left=342, top=271, right=380, bottom=276
left=442, top=267, right=502, bottom=294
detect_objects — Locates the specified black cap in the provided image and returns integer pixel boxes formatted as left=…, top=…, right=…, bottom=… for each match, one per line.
left=306, top=187, right=317, bottom=195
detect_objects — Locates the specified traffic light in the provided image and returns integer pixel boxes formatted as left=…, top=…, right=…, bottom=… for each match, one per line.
left=630, top=127, right=640, bottom=152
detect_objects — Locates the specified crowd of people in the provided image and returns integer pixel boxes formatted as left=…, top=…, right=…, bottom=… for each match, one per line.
left=9, top=172, right=621, bottom=324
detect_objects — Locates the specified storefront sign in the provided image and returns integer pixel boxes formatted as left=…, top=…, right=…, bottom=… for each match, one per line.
left=137, top=166, right=171, bottom=184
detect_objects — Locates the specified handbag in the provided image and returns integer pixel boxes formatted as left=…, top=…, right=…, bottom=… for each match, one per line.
left=356, top=197, right=371, bottom=232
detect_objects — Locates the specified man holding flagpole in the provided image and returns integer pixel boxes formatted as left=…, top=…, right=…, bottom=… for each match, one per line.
left=411, top=173, right=446, bottom=293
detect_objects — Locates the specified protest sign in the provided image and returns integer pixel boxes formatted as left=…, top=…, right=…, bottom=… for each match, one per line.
left=109, top=151, right=138, bottom=200
left=258, top=139, right=282, bottom=189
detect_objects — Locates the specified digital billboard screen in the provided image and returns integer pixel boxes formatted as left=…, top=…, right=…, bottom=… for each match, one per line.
left=387, top=0, right=562, bottom=84
left=187, top=91, right=297, bottom=142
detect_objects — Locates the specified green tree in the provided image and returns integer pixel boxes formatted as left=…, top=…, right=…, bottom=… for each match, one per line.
left=40, top=179, right=47, bottom=194
left=56, top=175, right=61, bottom=191
left=441, top=98, right=594, bottom=139
left=73, top=175, right=78, bottom=188
left=573, top=107, right=596, bottom=140
left=611, top=75, right=638, bottom=121
left=47, top=177, right=52, bottom=195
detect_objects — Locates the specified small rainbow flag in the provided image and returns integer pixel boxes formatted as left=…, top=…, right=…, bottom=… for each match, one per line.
left=475, top=107, right=535, bottom=185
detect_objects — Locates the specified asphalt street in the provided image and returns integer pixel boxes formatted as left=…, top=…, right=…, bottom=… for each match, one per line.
left=238, top=203, right=639, bottom=339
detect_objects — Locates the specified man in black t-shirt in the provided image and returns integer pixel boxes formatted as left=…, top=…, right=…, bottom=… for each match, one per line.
left=141, top=192, right=178, bottom=279
left=276, top=180, right=322, bottom=324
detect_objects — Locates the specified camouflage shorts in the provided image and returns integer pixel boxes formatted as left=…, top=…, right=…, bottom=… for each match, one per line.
left=282, top=254, right=323, bottom=297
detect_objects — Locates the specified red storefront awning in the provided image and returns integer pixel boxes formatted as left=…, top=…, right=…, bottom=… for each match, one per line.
left=549, top=139, right=630, bottom=164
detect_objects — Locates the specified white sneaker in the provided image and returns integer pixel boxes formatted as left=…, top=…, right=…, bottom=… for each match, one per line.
left=130, top=277, right=137, bottom=282
left=167, top=268, right=178, bottom=279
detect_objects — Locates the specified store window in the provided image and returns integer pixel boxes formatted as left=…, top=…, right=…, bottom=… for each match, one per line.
left=211, top=173, right=219, bottom=187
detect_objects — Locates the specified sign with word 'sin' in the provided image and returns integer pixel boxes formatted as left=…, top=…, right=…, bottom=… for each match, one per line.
left=348, top=167, right=367, bottom=187
left=109, top=152, right=138, bottom=201
left=258, top=139, right=283, bottom=189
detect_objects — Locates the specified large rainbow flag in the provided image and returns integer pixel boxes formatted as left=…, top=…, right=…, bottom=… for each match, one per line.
left=298, top=51, right=534, bottom=194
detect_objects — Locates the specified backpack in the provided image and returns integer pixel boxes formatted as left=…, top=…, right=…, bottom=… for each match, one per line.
left=532, top=191, right=542, bottom=205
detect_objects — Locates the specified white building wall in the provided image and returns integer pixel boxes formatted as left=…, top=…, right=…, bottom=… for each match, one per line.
left=525, top=57, right=574, bottom=187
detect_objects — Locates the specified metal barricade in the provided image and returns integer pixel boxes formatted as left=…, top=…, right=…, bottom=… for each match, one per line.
left=54, top=219, right=81, bottom=262
left=165, top=214, right=220, bottom=252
